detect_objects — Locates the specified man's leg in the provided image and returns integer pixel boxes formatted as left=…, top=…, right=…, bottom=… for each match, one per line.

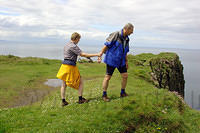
left=102, top=64, right=115, bottom=101
left=61, top=80, right=68, bottom=106
left=120, top=72, right=128, bottom=97
left=121, top=72, right=128, bottom=89
left=102, top=75, right=112, bottom=92
left=102, top=75, right=112, bottom=102
left=118, top=65, right=128, bottom=97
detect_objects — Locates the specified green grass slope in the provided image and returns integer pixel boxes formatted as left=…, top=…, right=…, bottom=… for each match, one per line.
left=0, top=54, right=199, bottom=133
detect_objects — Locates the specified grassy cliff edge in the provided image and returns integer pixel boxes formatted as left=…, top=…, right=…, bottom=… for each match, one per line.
left=0, top=54, right=199, bottom=133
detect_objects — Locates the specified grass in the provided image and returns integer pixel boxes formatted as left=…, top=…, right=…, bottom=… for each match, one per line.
left=0, top=54, right=200, bottom=133
left=0, top=55, right=61, bottom=108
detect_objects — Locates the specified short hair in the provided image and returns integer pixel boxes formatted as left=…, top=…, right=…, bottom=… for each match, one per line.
left=71, top=32, right=81, bottom=41
left=123, top=23, right=134, bottom=30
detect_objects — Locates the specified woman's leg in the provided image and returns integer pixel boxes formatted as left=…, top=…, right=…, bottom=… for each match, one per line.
left=78, top=77, right=88, bottom=103
left=61, top=80, right=68, bottom=106
left=78, top=77, right=83, bottom=96
left=61, top=80, right=67, bottom=99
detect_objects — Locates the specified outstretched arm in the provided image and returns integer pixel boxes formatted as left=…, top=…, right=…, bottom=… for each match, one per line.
left=97, top=45, right=108, bottom=63
left=99, top=45, right=108, bottom=57
left=80, top=52, right=100, bottom=58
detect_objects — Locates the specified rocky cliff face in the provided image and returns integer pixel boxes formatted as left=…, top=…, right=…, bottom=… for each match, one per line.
left=149, top=53, right=185, bottom=97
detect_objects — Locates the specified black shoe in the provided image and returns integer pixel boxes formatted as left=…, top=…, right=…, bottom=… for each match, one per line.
left=120, top=92, right=128, bottom=97
left=78, top=97, right=89, bottom=104
left=62, top=101, right=69, bottom=107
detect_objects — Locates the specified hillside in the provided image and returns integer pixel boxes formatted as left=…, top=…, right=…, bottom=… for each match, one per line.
left=0, top=54, right=199, bottom=133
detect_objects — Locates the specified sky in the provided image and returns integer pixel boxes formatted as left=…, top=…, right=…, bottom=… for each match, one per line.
left=0, top=0, right=200, bottom=49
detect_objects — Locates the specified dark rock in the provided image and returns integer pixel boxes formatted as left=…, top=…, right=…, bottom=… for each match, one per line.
left=149, top=52, right=185, bottom=97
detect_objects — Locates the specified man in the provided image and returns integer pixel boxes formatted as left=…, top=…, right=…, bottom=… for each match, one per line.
left=99, top=23, right=134, bottom=102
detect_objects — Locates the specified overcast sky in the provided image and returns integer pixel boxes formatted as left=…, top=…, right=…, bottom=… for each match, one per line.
left=0, top=0, right=200, bottom=49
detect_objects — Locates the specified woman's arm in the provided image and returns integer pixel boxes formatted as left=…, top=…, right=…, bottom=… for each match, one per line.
left=80, top=52, right=100, bottom=58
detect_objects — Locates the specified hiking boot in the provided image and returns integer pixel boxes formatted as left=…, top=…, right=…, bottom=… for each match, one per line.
left=62, top=101, right=69, bottom=107
left=120, top=92, right=128, bottom=97
left=102, top=95, right=110, bottom=102
left=78, top=98, right=89, bottom=104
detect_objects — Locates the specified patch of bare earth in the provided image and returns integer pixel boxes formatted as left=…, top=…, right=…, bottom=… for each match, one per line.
left=0, top=79, right=61, bottom=108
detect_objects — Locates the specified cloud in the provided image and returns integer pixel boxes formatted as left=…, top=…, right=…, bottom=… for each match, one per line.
left=0, top=0, right=200, bottom=48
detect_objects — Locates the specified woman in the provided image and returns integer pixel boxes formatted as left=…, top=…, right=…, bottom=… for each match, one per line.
left=57, top=32, right=100, bottom=106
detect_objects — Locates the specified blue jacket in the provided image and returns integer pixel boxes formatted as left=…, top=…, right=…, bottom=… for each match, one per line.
left=104, top=29, right=129, bottom=67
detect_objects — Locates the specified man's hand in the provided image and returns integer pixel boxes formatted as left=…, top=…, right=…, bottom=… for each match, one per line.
left=99, top=51, right=104, bottom=57
left=98, top=45, right=107, bottom=63
left=126, top=61, right=128, bottom=69
left=97, top=56, right=102, bottom=63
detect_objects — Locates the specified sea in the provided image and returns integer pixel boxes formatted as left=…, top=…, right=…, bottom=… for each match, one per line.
left=0, top=43, right=199, bottom=110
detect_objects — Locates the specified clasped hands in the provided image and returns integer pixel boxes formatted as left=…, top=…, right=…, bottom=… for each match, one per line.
left=97, top=52, right=103, bottom=63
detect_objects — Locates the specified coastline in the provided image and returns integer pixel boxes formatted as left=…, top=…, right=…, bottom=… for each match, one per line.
left=0, top=44, right=200, bottom=110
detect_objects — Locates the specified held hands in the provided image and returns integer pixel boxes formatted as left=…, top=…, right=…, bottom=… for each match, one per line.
left=97, top=52, right=103, bottom=63
left=97, top=46, right=107, bottom=63
left=97, top=56, right=102, bottom=63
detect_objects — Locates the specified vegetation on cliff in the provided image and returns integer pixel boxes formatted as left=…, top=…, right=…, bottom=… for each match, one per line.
left=128, top=52, right=185, bottom=97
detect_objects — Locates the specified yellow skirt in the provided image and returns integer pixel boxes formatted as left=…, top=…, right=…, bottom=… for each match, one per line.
left=56, top=64, right=80, bottom=90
